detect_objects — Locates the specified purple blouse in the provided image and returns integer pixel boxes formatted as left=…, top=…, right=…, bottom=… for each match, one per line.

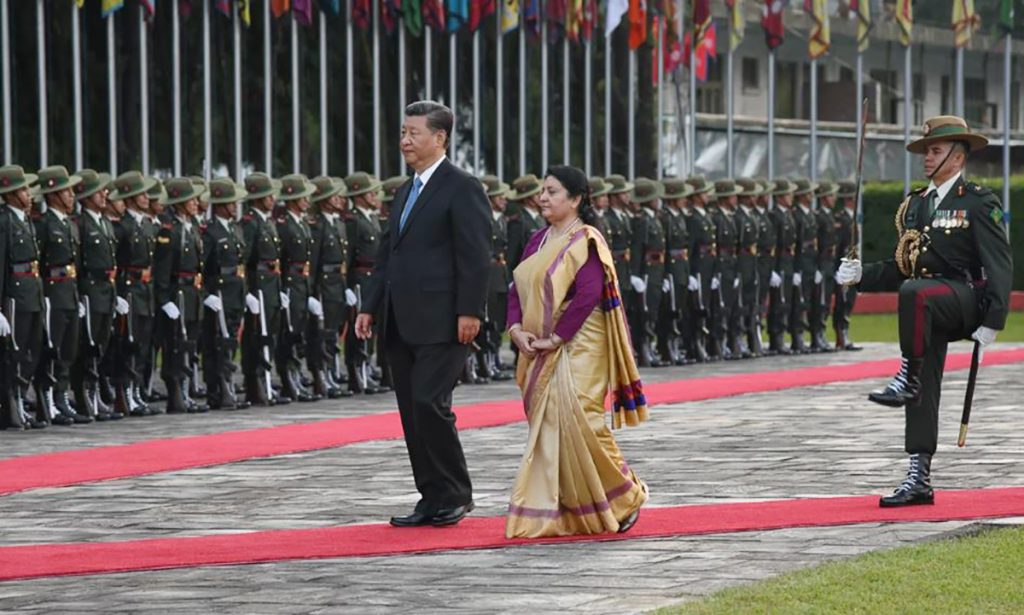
left=507, top=228, right=604, bottom=341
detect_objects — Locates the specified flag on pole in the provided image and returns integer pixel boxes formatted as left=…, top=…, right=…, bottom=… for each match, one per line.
left=141, top=0, right=156, bottom=17
left=447, top=0, right=469, bottom=31
left=294, top=0, right=313, bottom=24
left=761, top=0, right=784, bottom=49
left=953, top=0, right=980, bottom=48
left=405, top=0, right=424, bottom=35
left=76, top=0, right=85, bottom=8
left=895, top=0, right=912, bottom=46
left=179, top=0, right=193, bottom=17
left=352, top=0, right=370, bottom=27
left=470, top=0, right=496, bottom=32
left=628, top=0, right=646, bottom=49
left=546, top=0, right=566, bottom=43
left=101, top=0, right=123, bottom=15
left=216, top=0, right=231, bottom=16
left=383, top=0, right=403, bottom=32
left=806, top=0, right=830, bottom=59
left=850, top=0, right=871, bottom=52
left=424, top=0, right=446, bottom=31
left=662, top=0, right=681, bottom=71
left=500, top=0, right=519, bottom=33
left=566, top=0, right=583, bottom=42
left=318, top=0, right=341, bottom=14
left=581, top=0, right=597, bottom=40
left=998, top=0, right=1015, bottom=34
left=726, top=0, right=744, bottom=51
left=684, top=0, right=716, bottom=82
left=272, top=0, right=291, bottom=18
left=523, top=0, right=541, bottom=35
left=606, top=0, right=628, bottom=35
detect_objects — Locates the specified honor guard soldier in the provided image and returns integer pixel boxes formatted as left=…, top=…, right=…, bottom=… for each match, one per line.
left=241, top=173, right=291, bottom=406
left=588, top=177, right=613, bottom=241
left=153, top=178, right=209, bottom=414
left=768, top=179, right=798, bottom=355
left=344, top=172, right=389, bottom=395
left=73, top=169, right=128, bottom=421
left=627, top=178, right=668, bottom=367
left=753, top=180, right=778, bottom=355
left=200, top=178, right=251, bottom=411
left=735, top=178, right=763, bottom=357
left=307, top=175, right=355, bottom=399
left=657, top=178, right=695, bottom=365
left=0, top=166, right=47, bottom=430
left=684, top=175, right=716, bottom=361
left=832, top=180, right=860, bottom=350
left=603, top=174, right=635, bottom=300
left=790, top=178, right=819, bottom=354
left=506, top=174, right=546, bottom=269
left=478, top=175, right=513, bottom=382
left=33, top=167, right=91, bottom=425
left=109, top=172, right=160, bottom=414
left=275, top=174, right=321, bottom=403
left=711, top=179, right=741, bottom=359
left=811, top=180, right=838, bottom=352
left=837, top=115, right=1013, bottom=507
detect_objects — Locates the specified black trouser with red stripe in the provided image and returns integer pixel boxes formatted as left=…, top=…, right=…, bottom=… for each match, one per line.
left=896, top=278, right=977, bottom=455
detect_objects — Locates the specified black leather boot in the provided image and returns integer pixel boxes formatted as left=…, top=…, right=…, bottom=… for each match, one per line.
left=769, top=333, right=790, bottom=355
left=880, top=453, right=934, bottom=507
left=869, top=356, right=923, bottom=408
left=165, top=380, right=187, bottom=414
left=56, top=389, right=92, bottom=424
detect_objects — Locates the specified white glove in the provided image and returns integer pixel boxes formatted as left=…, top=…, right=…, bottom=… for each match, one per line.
left=733, top=277, right=740, bottom=289
left=0, top=312, right=9, bottom=337
left=115, top=297, right=130, bottom=315
left=245, top=293, right=261, bottom=314
left=835, top=258, right=863, bottom=286
left=687, top=276, right=699, bottom=291
left=345, top=288, right=358, bottom=307
left=307, top=296, right=323, bottom=317
left=161, top=302, right=181, bottom=320
left=971, top=326, right=998, bottom=347
left=78, top=302, right=86, bottom=318
left=710, top=276, right=721, bottom=291
left=279, top=292, right=290, bottom=310
left=770, top=271, right=782, bottom=288
left=814, top=270, right=823, bottom=284
left=662, top=278, right=671, bottom=293
left=203, top=294, right=223, bottom=313
left=793, top=272, right=803, bottom=286
left=629, top=275, right=647, bottom=293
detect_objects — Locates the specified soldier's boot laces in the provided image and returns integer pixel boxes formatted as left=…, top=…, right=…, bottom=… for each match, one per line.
left=880, top=453, right=934, bottom=507
left=868, top=356, right=923, bottom=408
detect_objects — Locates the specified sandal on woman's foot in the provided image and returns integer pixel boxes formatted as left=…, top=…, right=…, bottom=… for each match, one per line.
left=617, top=509, right=640, bottom=534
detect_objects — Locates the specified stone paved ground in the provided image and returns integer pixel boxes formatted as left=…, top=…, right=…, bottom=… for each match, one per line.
left=1, top=341, right=1022, bottom=614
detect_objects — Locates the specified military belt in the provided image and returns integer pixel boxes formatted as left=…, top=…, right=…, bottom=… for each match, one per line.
left=256, top=260, right=280, bottom=274
left=668, top=249, right=689, bottom=261
left=46, top=264, right=77, bottom=281
left=174, top=271, right=203, bottom=288
left=742, top=246, right=758, bottom=256
left=320, top=263, right=345, bottom=274
left=123, top=266, right=153, bottom=283
left=84, top=268, right=117, bottom=282
left=285, top=261, right=311, bottom=277
left=218, top=265, right=245, bottom=277
left=10, top=261, right=39, bottom=276
left=612, top=249, right=631, bottom=262
left=643, top=251, right=665, bottom=264
left=718, top=247, right=736, bottom=256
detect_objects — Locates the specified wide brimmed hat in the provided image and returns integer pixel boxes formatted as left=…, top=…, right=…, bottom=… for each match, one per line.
left=480, top=174, right=510, bottom=198
left=685, top=174, right=714, bottom=195
left=793, top=178, right=817, bottom=196
left=907, top=115, right=988, bottom=154
left=756, top=180, right=774, bottom=195
left=35, top=166, right=83, bottom=196
left=278, top=174, right=316, bottom=201
left=837, top=180, right=857, bottom=198
left=630, top=177, right=663, bottom=204
left=344, top=172, right=382, bottom=198
left=509, top=174, right=543, bottom=200
left=244, top=173, right=281, bottom=200
left=311, top=176, right=346, bottom=203
left=771, top=178, right=797, bottom=196
left=108, top=171, right=158, bottom=201
left=0, top=165, right=38, bottom=195
left=604, top=174, right=634, bottom=195
left=73, top=169, right=111, bottom=200
left=207, top=178, right=249, bottom=205
left=588, top=177, right=612, bottom=198
left=815, top=180, right=839, bottom=198
left=735, top=177, right=761, bottom=197
left=146, top=178, right=167, bottom=205
left=381, top=176, right=408, bottom=202
left=163, top=177, right=206, bottom=206
left=713, top=179, right=741, bottom=198
left=661, top=178, right=694, bottom=200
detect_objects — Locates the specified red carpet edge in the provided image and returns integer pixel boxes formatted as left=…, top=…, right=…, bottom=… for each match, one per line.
left=1, top=348, right=1022, bottom=497
left=2, top=486, right=1024, bottom=582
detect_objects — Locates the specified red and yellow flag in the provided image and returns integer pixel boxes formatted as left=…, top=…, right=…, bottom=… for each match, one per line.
left=726, top=0, right=744, bottom=51
left=850, top=0, right=870, bottom=52
left=272, top=0, right=291, bottom=18
left=806, top=0, right=830, bottom=59
left=895, top=0, right=912, bottom=46
left=628, top=0, right=647, bottom=49
left=952, top=0, right=980, bottom=48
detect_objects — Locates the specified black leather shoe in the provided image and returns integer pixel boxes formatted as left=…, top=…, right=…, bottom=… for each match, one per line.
left=430, top=502, right=475, bottom=527
left=389, top=510, right=433, bottom=527
left=869, top=357, right=923, bottom=408
left=617, top=509, right=640, bottom=534
left=879, top=453, right=934, bottom=508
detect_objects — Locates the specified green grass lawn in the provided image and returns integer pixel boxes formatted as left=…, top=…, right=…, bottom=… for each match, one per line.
left=841, top=313, right=1024, bottom=343
left=656, top=525, right=1024, bottom=615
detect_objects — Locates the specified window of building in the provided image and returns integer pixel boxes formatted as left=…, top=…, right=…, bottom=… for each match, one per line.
left=696, top=59, right=724, bottom=114
left=741, top=57, right=759, bottom=93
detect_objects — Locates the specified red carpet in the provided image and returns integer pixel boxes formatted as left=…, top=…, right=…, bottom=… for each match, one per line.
left=2, top=486, right=1024, bottom=581
left=1, top=348, right=1022, bottom=497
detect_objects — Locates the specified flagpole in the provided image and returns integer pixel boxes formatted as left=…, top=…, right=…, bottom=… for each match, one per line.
left=1003, top=30, right=1011, bottom=240
left=320, top=13, right=328, bottom=175
left=657, top=19, right=664, bottom=179
left=955, top=46, right=964, bottom=117
left=173, top=0, right=182, bottom=175
left=36, top=0, right=47, bottom=167
left=496, top=18, right=504, bottom=178
left=399, top=22, right=407, bottom=172
left=628, top=48, right=635, bottom=178
left=604, top=27, right=611, bottom=174
left=688, top=41, right=695, bottom=175
left=809, top=58, right=817, bottom=181
left=725, top=28, right=733, bottom=177
left=203, top=0, right=212, bottom=180
left=72, top=2, right=83, bottom=170
left=265, top=0, right=273, bottom=173
left=292, top=14, right=300, bottom=173
left=585, top=37, right=592, bottom=176
left=542, top=18, right=549, bottom=172
left=449, top=31, right=457, bottom=161
left=519, top=24, right=526, bottom=175
left=767, top=48, right=774, bottom=180
left=901, top=46, right=910, bottom=193
left=140, top=6, right=150, bottom=175
left=346, top=0, right=355, bottom=173
left=373, top=0, right=382, bottom=177
left=234, top=4, right=243, bottom=181
left=473, top=29, right=481, bottom=174
left=0, top=0, right=10, bottom=164
left=426, top=28, right=433, bottom=99
left=563, top=37, right=569, bottom=164
left=108, top=13, right=118, bottom=174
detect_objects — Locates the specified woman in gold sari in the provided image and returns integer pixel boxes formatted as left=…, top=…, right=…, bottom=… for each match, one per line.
left=505, top=166, right=649, bottom=539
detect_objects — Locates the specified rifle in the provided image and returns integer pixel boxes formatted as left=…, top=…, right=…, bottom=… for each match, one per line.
left=82, top=296, right=101, bottom=416
left=355, top=284, right=369, bottom=392
left=177, top=290, right=191, bottom=376
left=40, top=298, right=59, bottom=420
left=5, top=299, right=31, bottom=429
left=256, top=290, right=274, bottom=401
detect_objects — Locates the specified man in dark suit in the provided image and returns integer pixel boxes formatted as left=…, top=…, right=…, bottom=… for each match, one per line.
left=356, top=101, right=491, bottom=528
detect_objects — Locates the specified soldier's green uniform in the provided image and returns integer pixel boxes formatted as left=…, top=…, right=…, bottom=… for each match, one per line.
left=832, top=180, right=859, bottom=350
left=200, top=179, right=251, bottom=410
left=710, top=180, right=741, bottom=359
left=588, top=177, right=613, bottom=241
left=656, top=178, right=694, bottom=365
left=0, top=166, right=46, bottom=430
left=811, top=181, right=838, bottom=352
left=153, top=178, right=208, bottom=414
left=684, top=175, right=717, bottom=361
left=33, top=167, right=89, bottom=425
left=734, top=178, right=762, bottom=357
left=768, top=179, right=798, bottom=354
left=506, top=174, right=546, bottom=270
left=478, top=175, right=513, bottom=382
left=604, top=174, right=634, bottom=300
left=627, top=178, right=668, bottom=367
left=790, top=179, right=819, bottom=354
left=753, top=180, right=777, bottom=355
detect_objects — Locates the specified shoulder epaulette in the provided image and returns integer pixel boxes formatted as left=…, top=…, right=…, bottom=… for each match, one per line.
left=965, top=181, right=992, bottom=196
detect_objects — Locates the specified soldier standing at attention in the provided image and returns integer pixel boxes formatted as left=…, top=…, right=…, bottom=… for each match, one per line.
left=832, top=180, right=861, bottom=351
left=768, top=179, right=797, bottom=355
left=506, top=174, right=546, bottom=269
left=734, top=178, right=762, bottom=357
left=658, top=178, right=695, bottom=365
left=684, top=175, right=717, bottom=361
left=811, top=180, right=838, bottom=353
left=588, top=177, right=613, bottom=241
left=478, top=175, right=513, bottom=382
left=753, top=180, right=778, bottom=355
left=710, top=179, right=741, bottom=360
left=627, top=178, right=668, bottom=367
left=603, top=174, right=635, bottom=300
left=790, top=179, right=819, bottom=354
left=837, top=115, right=1012, bottom=507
